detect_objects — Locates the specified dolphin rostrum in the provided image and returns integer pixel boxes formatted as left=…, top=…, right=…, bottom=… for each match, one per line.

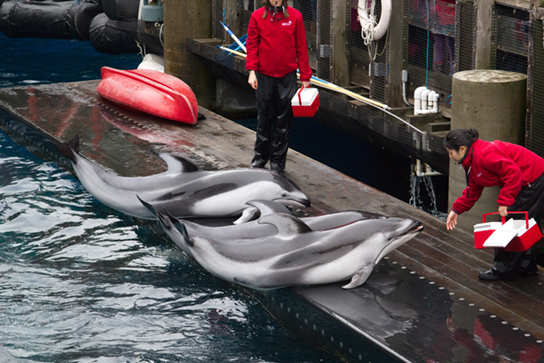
left=141, top=199, right=423, bottom=290
left=54, top=134, right=310, bottom=220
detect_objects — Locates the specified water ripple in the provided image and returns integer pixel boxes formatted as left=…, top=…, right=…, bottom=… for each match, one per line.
left=0, top=127, right=332, bottom=362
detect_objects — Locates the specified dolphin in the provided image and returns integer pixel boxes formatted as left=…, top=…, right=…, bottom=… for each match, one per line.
left=141, top=199, right=423, bottom=290
left=54, top=134, right=310, bottom=220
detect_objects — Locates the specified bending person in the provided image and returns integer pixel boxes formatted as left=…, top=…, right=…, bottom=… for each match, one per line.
left=444, top=128, right=544, bottom=281
left=246, top=0, right=312, bottom=174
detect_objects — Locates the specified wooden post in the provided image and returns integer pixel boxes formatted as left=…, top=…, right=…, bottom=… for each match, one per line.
left=450, top=70, right=527, bottom=232
left=331, top=0, right=350, bottom=86
left=387, top=0, right=405, bottom=106
left=224, top=0, right=242, bottom=45
left=474, top=0, right=494, bottom=69
left=163, top=0, right=215, bottom=109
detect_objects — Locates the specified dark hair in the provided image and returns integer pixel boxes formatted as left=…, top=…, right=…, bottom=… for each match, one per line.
left=443, top=128, right=479, bottom=151
left=262, top=0, right=289, bottom=19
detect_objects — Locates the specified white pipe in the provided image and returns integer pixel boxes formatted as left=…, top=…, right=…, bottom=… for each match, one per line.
left=430, top=92, right=439, bottom=113
left=416, top=90, right=440, bottom=114
left=421, top=89, right=431, bottom=112
left=414, top=86, right=426, bottom=115
left=426, top=90, right=435, bottom=111
left=402, top=70, right=411, bottom=106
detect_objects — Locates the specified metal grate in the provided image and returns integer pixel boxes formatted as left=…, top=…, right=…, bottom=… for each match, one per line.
left=212, top=0, right=225, bottom=39
left=404, top=0, right=459, bottom=109
left=316, top=0, right=331, bottom=81
left=241, top=0, right=258, bottom=32
left=292, top=0, right=318, bottom=68
left=348, top=0, right=370, bottom=88
left=527, top=19, right=544, bottom=157
left=495, top=5, right=529, bottom=74
left=454, top=0, right=475, bottom=72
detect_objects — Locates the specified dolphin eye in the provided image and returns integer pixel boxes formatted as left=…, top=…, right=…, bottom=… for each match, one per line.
left=281, top=192, right=287, bottom=197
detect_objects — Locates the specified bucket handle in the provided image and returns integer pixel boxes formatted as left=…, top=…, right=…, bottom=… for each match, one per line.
left=298, top=85, right=305, bottom=106
left=482, top=211, right=529, bottom=229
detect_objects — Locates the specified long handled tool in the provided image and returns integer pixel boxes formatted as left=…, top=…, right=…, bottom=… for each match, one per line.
left=218, top=45, right=388, bottom=110
left=217, top=45, right=425, bottom=133
left=220, top=21, right=247, bottom=53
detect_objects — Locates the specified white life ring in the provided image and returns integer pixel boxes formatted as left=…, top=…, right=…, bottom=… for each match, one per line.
left=358, top=0, right=392, bottom=42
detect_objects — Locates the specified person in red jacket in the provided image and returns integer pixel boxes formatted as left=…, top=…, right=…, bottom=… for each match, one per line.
left=246, top=0, right=312, bottom=174
left=444, top=128, right=544, bottom=280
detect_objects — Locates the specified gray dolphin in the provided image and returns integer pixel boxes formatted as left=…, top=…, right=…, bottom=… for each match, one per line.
left=54, top=134, right=310, bottom=220
left=141, top=199, right=423, bottom=290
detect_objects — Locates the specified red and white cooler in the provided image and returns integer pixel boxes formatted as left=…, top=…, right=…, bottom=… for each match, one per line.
left=473, top=211, right=542, bottom=252
left=291, top=86, right=320, bottom=118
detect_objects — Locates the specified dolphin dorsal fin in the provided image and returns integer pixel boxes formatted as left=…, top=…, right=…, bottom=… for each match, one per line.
left=54, top=134, right=80, bottom=163
left=159, top=153, right=200, bottom=173
left=247, top=200, right=291, bottom=217
left=68, top=134, right=80, bottom=154
left=137, top=195, right=158, bottom=218
left=258, top=213, right=312, bottom=237
left=173, top=220, right=194, bottom=247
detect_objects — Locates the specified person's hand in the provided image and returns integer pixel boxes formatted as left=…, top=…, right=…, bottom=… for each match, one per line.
left=446, top=210, right=458, bottom=230
left=248, top=71, right=258, bottom=90
left=302, top=81, right=311, bottom=88
left=498, top=205, right=508, bottom=217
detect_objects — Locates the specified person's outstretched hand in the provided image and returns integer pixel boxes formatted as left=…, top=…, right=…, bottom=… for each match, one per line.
left=446, top=210, right=458, bottom=230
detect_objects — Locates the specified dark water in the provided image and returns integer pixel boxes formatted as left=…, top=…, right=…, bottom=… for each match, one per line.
left=0, top=33, right=334, bottom=362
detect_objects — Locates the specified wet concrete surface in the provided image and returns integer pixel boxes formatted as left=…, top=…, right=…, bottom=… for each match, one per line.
left=1, top=80, right=543, bottom=362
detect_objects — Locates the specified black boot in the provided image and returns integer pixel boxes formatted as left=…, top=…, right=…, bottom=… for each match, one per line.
left=478, top=269, right=500, bottom=281
left=250, top=158, right=267, bottom=168
left=270, top=162, right=284, bottom=174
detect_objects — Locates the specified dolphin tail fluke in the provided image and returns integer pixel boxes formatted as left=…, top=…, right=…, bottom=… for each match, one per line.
left=54, top=134, right=79, bottom=163
left=342, top=264, right=374, bottom=289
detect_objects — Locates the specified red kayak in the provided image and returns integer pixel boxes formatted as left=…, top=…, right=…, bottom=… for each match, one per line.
left=97, top=67, right=198, bottom=125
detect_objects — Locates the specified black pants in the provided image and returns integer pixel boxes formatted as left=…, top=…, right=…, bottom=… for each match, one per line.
left=252, top=71, right=298, bottom=168
left=493, top=172, right=544, bottom=278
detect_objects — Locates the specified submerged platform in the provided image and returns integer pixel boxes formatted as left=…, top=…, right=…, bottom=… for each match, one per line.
left=0, top=81, right=543, bottom=362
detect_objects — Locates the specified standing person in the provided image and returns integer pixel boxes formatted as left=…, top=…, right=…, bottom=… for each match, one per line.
left=444, top=128, right=544, bottom=281
left=246, top=0, right=312, bottom=174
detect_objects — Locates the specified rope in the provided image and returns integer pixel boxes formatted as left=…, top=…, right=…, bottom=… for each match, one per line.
left=157, top=22, right=164, bottom=48
left=425, top=1, right=430, bottom=88
left=358, top=1, right=378, bottom=46
left=136, top=40, right=147, bottom=59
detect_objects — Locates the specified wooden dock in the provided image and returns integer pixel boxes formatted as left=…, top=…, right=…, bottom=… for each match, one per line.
left=0, top=81, right=543, bottom=362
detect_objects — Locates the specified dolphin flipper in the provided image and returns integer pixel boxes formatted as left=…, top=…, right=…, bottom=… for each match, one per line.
left=233, top=206, right=259, bottom=225
left=234, top=200, right=292, bottom=225
left=342, top=264, right=374, bottom=289
left=259, top=213, right=312, bottom=237
left=247, top=200, right=291, bottom=216
left=158, top=153, right=200, bottom=173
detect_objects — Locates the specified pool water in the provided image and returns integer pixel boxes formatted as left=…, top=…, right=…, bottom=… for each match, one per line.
left=0, top=33, right=334, bottom=362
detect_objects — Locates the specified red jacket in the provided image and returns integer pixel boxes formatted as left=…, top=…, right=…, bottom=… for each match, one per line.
left=452, top=139, right=544, bottom=214
left=245, top=6, right=312, bottom=82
